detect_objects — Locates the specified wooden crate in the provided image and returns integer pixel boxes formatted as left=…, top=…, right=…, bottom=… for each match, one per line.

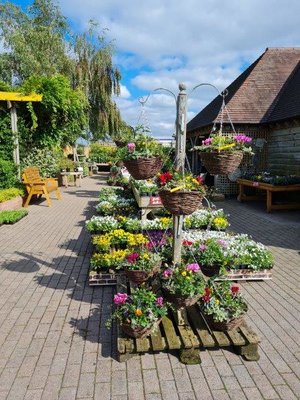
left=216, top=269, right=273, bottom=281
left=116, top=275, right=260, bottom=364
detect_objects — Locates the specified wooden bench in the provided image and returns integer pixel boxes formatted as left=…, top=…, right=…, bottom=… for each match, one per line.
left=22, top=166, right=61, bottom=207
left=237, top=178, right=300, bottom=213
left=116, top=275, right=260, bottom=364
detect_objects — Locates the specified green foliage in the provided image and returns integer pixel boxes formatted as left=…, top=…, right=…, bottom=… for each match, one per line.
left=0, top=209, right=28, bottom=225
left=89, top=143, right=117, bottom=163
left=0, top=188, right=24, bottom=203
left=21, top=147, right=61, bottom=177
left=118, top=133, right=164, bottom=160
left=0, top=159, right=19, bottom=189
left=21, top=75, right=88, bottom=147
left=0, top=114, right=14, bottom=162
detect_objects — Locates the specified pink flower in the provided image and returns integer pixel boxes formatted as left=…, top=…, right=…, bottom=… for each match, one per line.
left=127, top=143, right=136, bottom=152
left=163, top=268, right=173, bottom=278
left=114, top=293, right=128, bottom=305
left=217, top=239, right=227, bottom=247
left=156, top=297, right=164, bottom=307
left=126, top=252, right=139, bottom=263
left=231, top=284, right=240, bottom=295
left=202, top=138, right=213, bottom=145
left=199, top=244, right=207, bottom=252
left=186, top=263, right=200, bottom=272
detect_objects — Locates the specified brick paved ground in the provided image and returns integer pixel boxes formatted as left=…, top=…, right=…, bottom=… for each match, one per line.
left=0, top=175, right=299, bottom=400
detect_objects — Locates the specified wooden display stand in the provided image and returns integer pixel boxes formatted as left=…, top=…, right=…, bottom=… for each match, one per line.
left=237, top=178, right=300, bottom=213
left=131, top=184, right=163, bottom=221
left=116, top=275, right=260, bottom=364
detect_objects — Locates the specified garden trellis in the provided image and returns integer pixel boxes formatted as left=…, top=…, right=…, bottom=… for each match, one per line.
left=0, top=91, right=43, bottom=179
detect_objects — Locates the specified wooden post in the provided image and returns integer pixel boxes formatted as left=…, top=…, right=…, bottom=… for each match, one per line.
left=8, top=101, right=20, bottom=180
left=172, top=83, right=187, bottom=264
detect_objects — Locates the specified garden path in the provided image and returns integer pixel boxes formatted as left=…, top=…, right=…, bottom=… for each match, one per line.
left=0, top=174, right=299, bottom=400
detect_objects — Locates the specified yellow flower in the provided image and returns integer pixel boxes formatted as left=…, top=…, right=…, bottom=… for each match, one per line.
left=135, top=308, right=143, bottom=316
left=215, top=299, right=220, bottom=305
left=181, top=271, right=187, bottom=276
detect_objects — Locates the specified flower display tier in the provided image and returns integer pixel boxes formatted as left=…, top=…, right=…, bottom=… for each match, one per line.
left=115, top=275, right=260, bottom=364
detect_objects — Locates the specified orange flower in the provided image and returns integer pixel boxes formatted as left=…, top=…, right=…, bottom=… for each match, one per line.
left=135, top=308, right=143, bottom=316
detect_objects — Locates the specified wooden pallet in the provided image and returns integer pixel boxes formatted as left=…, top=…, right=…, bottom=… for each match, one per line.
left=116, top=276, right=260, bottom=364
left=89, top=272, right=120, bottom=286
left=216, top=269, right=273, bottom=281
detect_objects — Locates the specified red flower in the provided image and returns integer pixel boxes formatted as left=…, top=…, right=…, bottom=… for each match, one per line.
left=231, top=284, right=240, bottom=295
left=126, top=252, right=139, bottom=263
left=202, top=287, right=212, bottom=302
left=158, top=172, right=173, bottom=185
left=182, top=240, right=193, bottom=246
left=196, top=176, right=203, bottom=184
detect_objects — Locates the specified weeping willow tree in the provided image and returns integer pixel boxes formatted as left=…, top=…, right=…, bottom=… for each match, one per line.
left=73, top=23, right=122, bottom=141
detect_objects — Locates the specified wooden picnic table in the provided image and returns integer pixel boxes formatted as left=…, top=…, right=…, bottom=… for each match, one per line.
left=236, top=178, right=300, bottom=212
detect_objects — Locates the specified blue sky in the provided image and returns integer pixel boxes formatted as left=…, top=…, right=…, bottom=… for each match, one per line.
left=4, top=0, right=300, bottom=138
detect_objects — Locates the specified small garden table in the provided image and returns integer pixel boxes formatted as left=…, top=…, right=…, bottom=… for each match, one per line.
left=60, top=172, right=82, bottom=188
left=237, top=178, right=300, bottom=212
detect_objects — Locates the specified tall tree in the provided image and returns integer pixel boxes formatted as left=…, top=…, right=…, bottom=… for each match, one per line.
left=73, top=23, right=122, bottom=140
left=0, top=0, right=72, bottom=82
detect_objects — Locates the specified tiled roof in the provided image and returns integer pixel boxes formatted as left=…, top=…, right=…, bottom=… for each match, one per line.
left=187, top=48, right=300, bottom=133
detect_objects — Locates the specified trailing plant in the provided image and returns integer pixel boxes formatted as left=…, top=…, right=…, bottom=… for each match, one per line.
left=156, top=170, right=206, bottom=194
left=194, top=133, right=253, bottom=154
left=121, top=248, right=161, bottom=272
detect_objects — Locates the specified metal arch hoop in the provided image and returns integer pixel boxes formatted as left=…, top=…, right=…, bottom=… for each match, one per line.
left=191, top=82, right=226, bottom=98
left=138, top=88, right=177, bottom=106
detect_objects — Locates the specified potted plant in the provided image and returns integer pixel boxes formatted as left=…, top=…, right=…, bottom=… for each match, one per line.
left=161, top=263, right=205, bottom=308
left=193, top=133, right=253, bottom=175
left=183, top=238, right=229, bottom=277
left=122, top=247, right=161, bottom=284
left=119, top=130, right=164, bottom=180
left=156, top=170, right=206, bottom=215
left=198, top=280, right=248, bottom=331
left=106, top=287, right=169, bottom=338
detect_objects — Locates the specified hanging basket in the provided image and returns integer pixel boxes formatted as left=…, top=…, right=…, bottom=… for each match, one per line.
left=163, top=289, right=201, bottom=308
left=159, top=190, right=204, bottom=215
left=124, top=264, right=161, bottom=285
left=199, top=151, right=244, bottom=175
left=123, top=157, right=162, bottom=180
left=203, top=313, right=245, bottom=331
left=121, top=318, right=162, bottom=338
left=200, top=264, right=221, bottom=277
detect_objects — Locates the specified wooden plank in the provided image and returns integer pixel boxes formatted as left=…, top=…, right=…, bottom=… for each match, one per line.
left=150, top=327, right=166, bottom=352
left=177, top=325, right=196, bottom=349
left=239, top=326, right=260, bottom=344
left=212, top=331, right=231, bottom=347
left=0, top=91, right=42, bottom=102
left=187, top=306, right=215, bottom=347
left=136, top=337, right=150, bottom=353
left=161, top=316, right=182, bottom=350
left=227, top=330, right=246, bottom=346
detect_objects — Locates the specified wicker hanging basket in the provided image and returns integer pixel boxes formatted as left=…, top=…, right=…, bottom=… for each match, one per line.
left=123, top=157, right=162, bottom=180
left=163, top=289, right=202, bottom=308
left=159, top=190, right=204, bottom=215
left=203, top=313, right=245, bottom=331
left=124, top=264, right=161, bottom=285
left=199, top=151, right=244, bottom=175
left=200, top=264, right=221, bottom=277
left=121, top=318, right=162, bottom=338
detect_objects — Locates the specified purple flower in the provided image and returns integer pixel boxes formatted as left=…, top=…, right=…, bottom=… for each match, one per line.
left=126, top=252, right=139, bottom=263
left=199, top=244, right=207, bottom=251
left=156, top=297, right=164, bottom=307
left=202, top=138, right=213, bottom=145
left=114, top=293, right=128, bottom=305
left=186, top=263, right=200, bottom=272
left=217, top=239, right=227, bottom=248
left=127, top=143, right=136, bottom=152
left=163, top=268, right=173, bottom=278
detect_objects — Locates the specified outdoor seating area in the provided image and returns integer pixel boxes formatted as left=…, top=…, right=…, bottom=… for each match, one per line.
left=0, top=174, right=299, bottom=399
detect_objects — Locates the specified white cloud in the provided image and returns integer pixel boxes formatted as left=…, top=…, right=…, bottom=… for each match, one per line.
left=59, top=0, right=300, bottom=137
left=119, top=84, right=131, bottom=99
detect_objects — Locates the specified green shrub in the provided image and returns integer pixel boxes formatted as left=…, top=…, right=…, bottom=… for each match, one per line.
left=89, top=143, right=117, bottom=163
left=0, top=188, right=24, bottom=203
left=0, top=209, right=28, bottom=225
left=0, top=159, right=18, bottom=189
left=21, top=147, right=61, bottom=177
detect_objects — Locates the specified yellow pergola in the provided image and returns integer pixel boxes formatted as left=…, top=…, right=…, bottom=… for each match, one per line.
left=0, top=91, right=43, bottom=178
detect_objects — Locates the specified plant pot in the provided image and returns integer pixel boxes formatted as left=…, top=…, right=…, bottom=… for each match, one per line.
left=123, top=157, right=162, bottom=180
left=200, top=264, right=221, bottom=277
left=163, top=289, right=201, bottom=308
left=121, top=318, right=162, bottom=338
left=159, top=190, right=204, bottom=215
left=203, top=313, right=245, bottom=331
left=199, top=151, right=244, bottom=175
left=124, top=264, right=161, bottom=284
